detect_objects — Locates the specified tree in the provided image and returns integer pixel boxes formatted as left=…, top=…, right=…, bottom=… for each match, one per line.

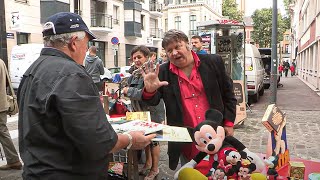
left=251, top=8, right=286, bottom=47
left=222, top=0, right=244, bottom=21
left=282, top=0, right=293, bottom=29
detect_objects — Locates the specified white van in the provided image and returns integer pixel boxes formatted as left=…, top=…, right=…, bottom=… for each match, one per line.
left=245, top=44, right=264, bottom=103
left=10, top=44, right=44, bottom=89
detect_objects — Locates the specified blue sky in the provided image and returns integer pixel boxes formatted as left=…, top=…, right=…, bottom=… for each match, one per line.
left=245, top=0, right=286, bottom=16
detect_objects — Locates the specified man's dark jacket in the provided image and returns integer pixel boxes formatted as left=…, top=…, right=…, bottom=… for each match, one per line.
left=143, top=54, right=237, bottom=170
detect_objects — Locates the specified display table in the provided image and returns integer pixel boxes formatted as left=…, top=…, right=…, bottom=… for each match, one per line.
left=277, top=158, right=320, bottom=180
left=109, top=116, right=140, bottom=180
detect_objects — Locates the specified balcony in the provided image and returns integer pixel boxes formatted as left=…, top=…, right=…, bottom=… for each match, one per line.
left=90, top=13, right=113, bottom=33
left=149, top=2, right=163, bottom=17
left=150, top=28, right=163, bottom=40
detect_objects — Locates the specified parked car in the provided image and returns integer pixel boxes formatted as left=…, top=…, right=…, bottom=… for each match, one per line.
left=245, top=44, right=265, bottom=103
left=100, top=68, right=113, bottom=82
left=108, top=66, right=131, bottom=79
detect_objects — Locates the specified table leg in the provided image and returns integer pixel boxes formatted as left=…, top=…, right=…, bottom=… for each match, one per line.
left=127, top=150, right=133, bottom=179
left=132, top=150, right=139, bottom=180
left=127, top=150, right=139, bottom=180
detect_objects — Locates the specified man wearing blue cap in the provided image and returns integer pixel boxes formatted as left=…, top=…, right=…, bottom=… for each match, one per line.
left=17, top=12, right=155, bottom=179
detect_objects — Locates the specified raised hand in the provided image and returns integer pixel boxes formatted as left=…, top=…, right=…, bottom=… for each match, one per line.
left=142, top=62, right=169, bottom=93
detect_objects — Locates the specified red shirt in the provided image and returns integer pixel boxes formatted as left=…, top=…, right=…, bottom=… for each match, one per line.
left=143, top=51, right=234, bottom=160
left=169, top=51, right=210, bottom=129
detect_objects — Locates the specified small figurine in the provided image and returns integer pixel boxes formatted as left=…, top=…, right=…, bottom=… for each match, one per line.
left=236, top=159, right=256, bottom=180
left=210, top=159, right=233, bottom=180
left=264, top=155, right=279, bottom=180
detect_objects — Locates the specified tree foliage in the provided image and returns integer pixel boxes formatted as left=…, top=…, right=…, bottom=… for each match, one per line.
left=251, top=8, right=286, bottom=47
left=222, top=0, right=244, bottom=21
left=282, top=0, right=293, bottom=29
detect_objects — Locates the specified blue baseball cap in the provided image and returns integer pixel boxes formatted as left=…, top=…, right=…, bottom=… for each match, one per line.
left=42, top=12, right=96, bottom=40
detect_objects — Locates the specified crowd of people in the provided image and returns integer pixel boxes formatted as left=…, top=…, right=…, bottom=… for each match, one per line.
left=278, top=60, right=296, bottom=77
left=0, top=12, right=237, bottom=180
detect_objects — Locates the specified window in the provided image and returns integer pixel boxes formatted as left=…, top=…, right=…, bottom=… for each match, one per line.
left=189, top=15, right=196, bottom=35
left=190, top=15, right=196, bottom=30
left=175, top=16, right=181, bottom=30
left=113, top=5, right=119, bottom=24
left=190, top=0, right=196, bottom=3
left=17, top=32, right=29, bottom=45
left=176, top=0, right=181, bottom=4
left=141, top=15, right=145, bottom=30
left=40, top=0, right=70, bottom=23
left=165, top=18, right=168, bottom=32
left=247, top=30, right=251, bottom=39
left=88, top=41, right=106, bottom=64
left=74, top=0, right=81, bottom=15
left=285, top=45, right=289, bottom=54
left=284, top=35, right=290, bottom=41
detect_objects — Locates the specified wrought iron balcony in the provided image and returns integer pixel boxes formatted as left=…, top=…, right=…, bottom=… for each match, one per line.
left=150, top=28, right=163, bottom=39
left=91, top=13, right=113, bottom=29
left=150, top=2, right=162, bottom=12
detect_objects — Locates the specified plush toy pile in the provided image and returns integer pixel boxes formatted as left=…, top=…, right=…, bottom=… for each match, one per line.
left=174, top=109, right=272, bottom=180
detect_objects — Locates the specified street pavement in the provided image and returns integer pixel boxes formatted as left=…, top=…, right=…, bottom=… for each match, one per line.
left=1, top=76, right=320, bottom=179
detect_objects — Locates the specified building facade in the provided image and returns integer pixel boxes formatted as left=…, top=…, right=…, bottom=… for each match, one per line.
left=290, top=0, right=320, bottom=90
left=236, top=0, right=245, bottom=13
left=243, top=16, right=254, bottom=44
left=280, top=30, right=291, bottom=63
left=3, top=0, right=163, bottom=69
left=161, top=0, right=223, bottom=38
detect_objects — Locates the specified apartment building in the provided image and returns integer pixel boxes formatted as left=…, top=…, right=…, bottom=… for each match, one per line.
left=161, top=0, right=223, bottom=38
left=2, top=0, right=163, bottom=68
left=280, top=30, right=291, bottom=62
left=290, top=0, right=320, bottom=90
left=236, top=0, right=245, bottom=13
left=243, top=16, right=254, bottom=44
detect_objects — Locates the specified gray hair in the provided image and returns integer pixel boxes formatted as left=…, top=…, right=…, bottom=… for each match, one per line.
left=43, top=31, right=86, bottom=48
left=162, top=29, right=189, bottom=49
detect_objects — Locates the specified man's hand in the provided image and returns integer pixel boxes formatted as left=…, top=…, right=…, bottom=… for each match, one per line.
left=129, top=131, right=157, bottom=150
left=224, top=126, right=234, bottom=136
left=142, top=63, right=168, bottom=93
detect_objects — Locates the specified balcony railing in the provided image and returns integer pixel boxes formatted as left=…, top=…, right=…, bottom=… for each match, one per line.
left=150, top=2, right=163, bottom=12
left=189, top=30, right=198, bottom=36
left=74, top=9, right=82, bottom=16
left=91, top=13, right=113, bottom=29
left=150, top=28, right=163, bottom=38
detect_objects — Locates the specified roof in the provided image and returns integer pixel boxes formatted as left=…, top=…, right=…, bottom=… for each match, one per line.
left=243, top=16, right=253, bottom=26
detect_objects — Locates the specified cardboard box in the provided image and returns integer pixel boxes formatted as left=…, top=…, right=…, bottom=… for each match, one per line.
left=262, top=104, right=285, bottom=134
left=288, top=161, right=305, bottom=180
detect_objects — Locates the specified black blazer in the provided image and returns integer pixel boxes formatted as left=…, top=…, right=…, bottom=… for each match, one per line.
left=143, top=54, right=237, bottom=170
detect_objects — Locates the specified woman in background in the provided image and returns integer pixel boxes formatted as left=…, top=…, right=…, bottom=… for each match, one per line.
left=122, top=45, right=165, bottom=180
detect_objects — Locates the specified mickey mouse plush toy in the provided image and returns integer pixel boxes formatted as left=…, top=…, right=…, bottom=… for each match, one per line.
left=174, top=109, right=244, bottom=179
left=174, top=109, right=266, bottom=180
